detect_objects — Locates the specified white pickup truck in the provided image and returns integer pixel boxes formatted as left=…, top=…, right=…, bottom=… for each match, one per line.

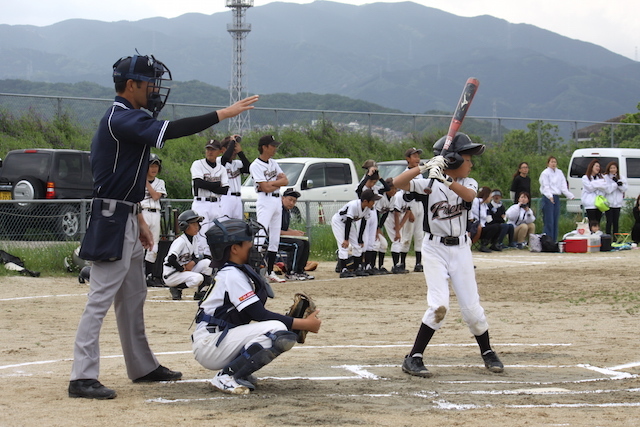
left=241, top=157, right=359, bottom=224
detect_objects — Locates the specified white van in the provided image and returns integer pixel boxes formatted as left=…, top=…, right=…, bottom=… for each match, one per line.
left=241, top=157, right=358, bottom=223
left=566, top=148, right=640, bottom=213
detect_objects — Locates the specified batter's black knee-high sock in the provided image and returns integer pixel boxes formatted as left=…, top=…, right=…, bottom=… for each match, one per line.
left=400, top=252, right=407, bottom=265
left=267, top=251, right=277, bottom=273
left=392, top=252, right=400, bottom=266
left=409, top=323, right=436, bottom=357
left=378, top=252, right=385, bottom=268
left=415, top=251, right=422, bottom=265
left=474, top=330, right=492, bottom=354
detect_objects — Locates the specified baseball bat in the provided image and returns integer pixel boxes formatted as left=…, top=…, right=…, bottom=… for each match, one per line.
left=425, top=77, right=479, bottom=193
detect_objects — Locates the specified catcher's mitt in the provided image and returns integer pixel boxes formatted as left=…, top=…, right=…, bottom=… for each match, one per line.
left=286, top=292, right=316, bottom=344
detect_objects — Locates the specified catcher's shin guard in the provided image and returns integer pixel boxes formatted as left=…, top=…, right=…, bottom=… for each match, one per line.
left=224, top=331, right=297, bottom=380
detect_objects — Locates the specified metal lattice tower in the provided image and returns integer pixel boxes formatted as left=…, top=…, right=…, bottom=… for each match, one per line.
left=226, top=0, right=253, bottom=133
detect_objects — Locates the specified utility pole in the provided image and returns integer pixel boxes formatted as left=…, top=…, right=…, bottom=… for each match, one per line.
left=226, top=0, right=253, bottom=133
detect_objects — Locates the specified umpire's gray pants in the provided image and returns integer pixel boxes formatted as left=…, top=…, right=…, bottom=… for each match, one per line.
left=70, top=212, right=159, bottom=381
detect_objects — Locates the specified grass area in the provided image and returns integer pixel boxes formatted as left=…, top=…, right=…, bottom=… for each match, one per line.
left=0, top=242, right=80, bottom=277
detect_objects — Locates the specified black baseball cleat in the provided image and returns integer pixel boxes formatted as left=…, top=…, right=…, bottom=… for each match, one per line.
left=339, top=269, right=356, bottom=278
left=482, top=350, right=504, bottom=373
left=401, top=355, right=433, bottom=378
left=413, top=264, right=424, bottom=273
left=68, top=379, right=117, bottom=399
left=169, top=287, right=183, bottom=300
left=133, top=365, right=183, bottom=383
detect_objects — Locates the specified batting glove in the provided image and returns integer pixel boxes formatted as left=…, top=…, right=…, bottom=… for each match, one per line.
left=419, top=155, right=446, bottom=175
left=428, top=166, right=453, bottom=187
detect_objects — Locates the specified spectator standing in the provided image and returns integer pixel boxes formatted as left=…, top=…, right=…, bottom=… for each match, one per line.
left=581, top=159, right=608, bottom=226
left=505, top=191, right=536, bottom=249
left=632, top=195, right=640, bottom=244
left=539, top=156, right=575, bottom=242
left=603, top=161, right=628, bottom=235
left=510, top=162, right=531, bottom=203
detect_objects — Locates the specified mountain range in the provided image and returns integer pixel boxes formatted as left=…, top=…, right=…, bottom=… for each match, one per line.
left=1, top=1, right=639, bottom=122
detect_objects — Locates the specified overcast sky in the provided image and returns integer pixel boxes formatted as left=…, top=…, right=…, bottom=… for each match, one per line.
left=2, top=0, right=638, bottom=61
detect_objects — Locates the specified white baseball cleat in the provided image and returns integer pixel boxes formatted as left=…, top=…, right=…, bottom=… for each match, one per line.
left=208, top=372, right=250, bottom=395
left=267, top=271, right=286, bottom=283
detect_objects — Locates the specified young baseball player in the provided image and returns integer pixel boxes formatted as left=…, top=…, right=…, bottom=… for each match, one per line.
left=141, top=153, right=166, bottom=285
left=332, top=189, right=381, bottom=278
left=393, top=133, right=504, bottom=377
left=401, top=147, right=427, bottom=272
left=249, top=135, right=289, bottom=283
left=372, top=177, right=397, bottom=274
left=191, top=140, right=230, bottom=257
left=192, top=218, right=321, bottom=394
left=389, top=189, right=412, bottom=274
left=219, top=134, right=251, bottom=220
left=162, top=210, right=213, bottom=301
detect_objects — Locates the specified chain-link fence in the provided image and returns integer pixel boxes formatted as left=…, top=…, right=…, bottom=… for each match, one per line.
left=2, top=93, right=640, bottom=144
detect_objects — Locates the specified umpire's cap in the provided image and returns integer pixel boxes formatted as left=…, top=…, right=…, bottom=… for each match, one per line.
left=206, top=219, right=255, bottom=261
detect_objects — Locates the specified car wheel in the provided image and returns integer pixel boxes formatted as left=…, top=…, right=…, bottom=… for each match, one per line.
left=57, top=205, right=81, bottom=240
left=12, top=176, right=44, bottom=209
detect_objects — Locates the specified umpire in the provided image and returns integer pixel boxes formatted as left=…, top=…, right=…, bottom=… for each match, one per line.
left=69, top=53, right=258, bottom=399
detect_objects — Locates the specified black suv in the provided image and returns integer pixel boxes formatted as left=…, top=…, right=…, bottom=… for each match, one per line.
left=0, top=149, right=93, bottom=240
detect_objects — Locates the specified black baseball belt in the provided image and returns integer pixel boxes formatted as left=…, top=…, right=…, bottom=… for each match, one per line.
left=428, top=234, right=466, bottom=246
left=195, top=196, right=218, bottom=202
left=229, top=192, right=241, bottom=196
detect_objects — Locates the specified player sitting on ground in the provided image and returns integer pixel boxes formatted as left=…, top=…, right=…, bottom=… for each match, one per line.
left=393, top=133, right=504, bottom=377
left=191, top=218, right=321, bottom=394
left=162, top=210, right=213, bottom=301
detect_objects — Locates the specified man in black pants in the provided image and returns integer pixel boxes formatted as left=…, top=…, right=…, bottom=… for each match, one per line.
left=279, top=188, right=314, bottom=281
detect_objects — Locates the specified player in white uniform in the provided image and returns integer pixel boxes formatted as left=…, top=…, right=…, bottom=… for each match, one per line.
left=162, top=210, right=213, bottom=301
left=388, top=189, right=412, bottom=274
left=219, top=135, right=251, bottom=220
left=249, top=135, right=289, bottom=283
left=141, top=153, right=166, bottom=282
left=192, top=218, right=321, bottom=394
left=331, top=189, right=381, bottom=278
left=393, top=133, right=504, bottom=377
left=191, top=140, right=229, bottom=257
left=401, top=147, right=427, bottom=272
left=372, top=177, right=397, bottom=274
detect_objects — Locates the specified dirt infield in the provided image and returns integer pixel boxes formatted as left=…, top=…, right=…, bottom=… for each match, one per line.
left=2, top=249, right=640, bottom=426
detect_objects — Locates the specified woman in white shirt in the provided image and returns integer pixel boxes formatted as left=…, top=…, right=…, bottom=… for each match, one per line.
left=539, top=156, right=575, bottom=241
left=581, top=159, right=608, bottom=226
left=505, top=191, right=536, bottom=249
left=603, top=161, right=628, bottom=235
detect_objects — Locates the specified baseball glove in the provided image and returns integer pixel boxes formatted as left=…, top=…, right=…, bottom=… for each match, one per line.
left=286, top=292, right=316, bottom=344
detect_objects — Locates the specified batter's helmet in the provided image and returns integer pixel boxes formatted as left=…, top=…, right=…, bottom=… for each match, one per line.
left=112, top=53, right=172, bottom=118
left=206, top=218, right=254, bottom=262
left=149, top=153, right=162, bottom=173
left=432, top=133, right=485, bottom=170
left=178, top=209, right=204, bottom=232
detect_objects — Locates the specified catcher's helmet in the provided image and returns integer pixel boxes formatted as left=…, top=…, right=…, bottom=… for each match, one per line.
left=432, top=133, right=485, bottom=170
left=206, top=218, right=255, bottom=261
left=178, top=209, right=204, bottom=232
left=149, top=153, right=162, bottom=173
left=112, top=53, right=172, bottom=118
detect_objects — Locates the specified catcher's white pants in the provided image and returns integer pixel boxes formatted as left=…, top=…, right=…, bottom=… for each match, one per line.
left=420, top=233, right=488, bottom=336
left=142, top=210, right=161, bottom=263
left=192, top=199, right=225, bottom=257
left=331, top=213, right=363, bottom=260
left=163, top=259, right=212, bottom=288
left=192, top=320, right=287, bottom=371
left=256, top=194, right=282, bottom=252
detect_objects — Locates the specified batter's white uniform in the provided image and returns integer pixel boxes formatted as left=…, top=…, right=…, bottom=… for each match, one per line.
left=191, top=159, right=229, bottom=256
left=331, top=199, right=371, bottom=260
left=218, top=155, right=245, bottom=220
left=162, top=233, right=212, bottom=288
left=141, top=177, right=166, bottom=263
left=192, top=264, right=289, bottom=370
left=409, top=176, right=489, bottom=337
left=250, top=158, right=284, bottom=253
left=388, top=190, right=411, bottom=253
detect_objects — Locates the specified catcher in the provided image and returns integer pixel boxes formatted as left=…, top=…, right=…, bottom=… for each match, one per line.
left=192, top=218, right=321, bottom=395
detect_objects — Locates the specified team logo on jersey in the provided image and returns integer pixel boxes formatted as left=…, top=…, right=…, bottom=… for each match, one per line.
left=239, top=290, right=256, bottom=302
left=265, top=170, right=278, bottom=180
left=228, top=169, right=241, bottom=179
left=430, top=201, right=466, bottom=220
left=204, top=173, right=221, bottom=183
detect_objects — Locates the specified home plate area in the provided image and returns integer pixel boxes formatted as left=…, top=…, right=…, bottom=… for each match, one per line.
left=148, top=343, right=640, bottom=410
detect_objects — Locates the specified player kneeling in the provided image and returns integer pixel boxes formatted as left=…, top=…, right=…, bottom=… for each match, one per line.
left=192, top=218, right=321, bottom=394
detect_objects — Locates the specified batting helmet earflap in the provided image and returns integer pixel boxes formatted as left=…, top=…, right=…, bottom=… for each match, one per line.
left=178, top=209, right=203, bottom=232
left=149, top=153, right=162, bottom=173
left=205, top=218, right=254, bottom=261
left=432, top=133, right=485, bottom=170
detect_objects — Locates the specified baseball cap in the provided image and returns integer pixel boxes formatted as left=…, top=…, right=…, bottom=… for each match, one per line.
left=360, top=189, right=382, bottom=202
left=258, top=135, right=281, bottom=147
left=205, top=140, right=222, bottom=150
left=283, top=188, right=301, bottom=199
left=404, top=147, right=423, bottom=158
